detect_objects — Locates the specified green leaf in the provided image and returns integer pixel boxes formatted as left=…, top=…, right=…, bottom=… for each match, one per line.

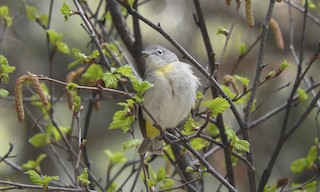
left=190, top=138, right=207, bottom=151
left=290, top=158, right=308, bottom=173
left=115, top=65, right=134, bottom=77
left=239, top=43, right=247, bottom=55
left=225, top=128, right=237, bottom=140
left=0, top=55, right=8, bottom=66
left=28, top=133, right=50, bottom=147
left=201, top=97, right=230, bottom=116
left=127, top=0, right=135, bottom=7
left=183, top=118, right=199, bottom=134
left=131, top=78, right=154, bottom=97
left=234, top=75, right=250, bottom=87
left=46, top=29, right=62, bottom=44
left=156, top=168, right=167, bottom=182
left=206, top=123, right=219, bottom=137
left=78, top=168, right=90, bottom=186
left=307, top=146, right=317, bottom=165
left=147, top=178, right=156, bottom=188
left=121, top=139, right=142, bottom=150
left=106, top=182, right=117, bottom=192
left=25, top=4, right=38, bottom=21
left=22, top=154, right=47, bottom=171
left=2, top=65, right=16, bottom=74
left=185, top=166, right=195, bottom=173
left=233, top=139, right=250, bottom=152
left=266, top=70, right=276, bottom=79
left=39, top=14, right=48, bottom=27
left=279, top=60, right=291, bottom=72
left=221, top=85, right=237, bottom=100
left=0, top=6, right=9, bottom=17
left=103, top=72, right=120, bottom=88
left=72, top=95, right=81, bottom=112
left=82, top=64, right=103, bottom=82
left=196, top=91, right=204, bottom=100
left=297, top=88, right=308, bottom=101
left=216, top=26, right=228, bottom=35
left=108, top=110, right=135, bottom=132
left=0, top=88, right=9, bottom=97
left=66, top=82, right=78, bottom=92
left=56, top=41, right=70, bottom=54
left=25, top=170, right=43, bottom=186
left=42, top=175, right=59, bottom=189
left=160, top=178, right=174, bottom=190
left=104, top=150, right=127, bottom=165
left=264, top=184, right=277, bottom=192
left=60, top=1, right=71, bottom=21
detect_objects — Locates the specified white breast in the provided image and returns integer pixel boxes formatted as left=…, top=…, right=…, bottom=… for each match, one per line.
left=143, top=61, right=199, bottom=129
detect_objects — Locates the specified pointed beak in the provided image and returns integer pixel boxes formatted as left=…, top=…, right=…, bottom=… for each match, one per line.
left=141, top=51, right=150, bottom=58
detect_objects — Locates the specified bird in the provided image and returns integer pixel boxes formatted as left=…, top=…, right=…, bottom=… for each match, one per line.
left=138, top=44, right=200, bottom=155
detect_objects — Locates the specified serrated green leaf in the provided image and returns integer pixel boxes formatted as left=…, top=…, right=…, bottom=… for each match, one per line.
left=0, top=6, right=9, bottom=17
left=2, top=65, right=16, bottom=74
left=72, top=48, right=87, bottom=61
left=233, top=139, right=250, bottom=152
left=25, top=4, right=38, bottom=21
left=103, top=72, right=120, bottom=88
left=78, top=168, right=90, bottom=186
left=147, top=178, right=156, bottom=188
left=108, top=110, right=135, bottom=132
left=201, top=97, right=230, bottom=116
left=156, top=168, right=166, bottom=182
left=221, top=85, right=237, bottom=100
left=28, top=133, right=50, bottom=147
left=72, top=95, right=81, bottom=112
left=297, top=88, right=308, bottom=101
left=60, top=1, right=71, bottom=21
left=25, top=170, right=43, bottom=186
left=89, top=50, right=100, bottom=59
left=68, top=61, right=80, bottom=69
left=121, top=139, right=142, bottom=150
left=190, top=138, right=207, bottom=151
left=234, top=75, right=250, bottom=87
left=290, top=158, right=308, bottom=173
left=46, top=29, right=62, bottom=44
left=225, top=128, right=237, bottom=140
left=0, top=55, right=8, bottom=66
left=0, top=88, right=9, bottom=97
left=183, top=118, right=199, bottom=134
left=56, top=41, right=70, bottom=54
left=115, top=65, right=133, bottom=77
left=82, top=64, right=103, bottom=82
left=131, top=78, right=153, bottom=97
left=42, top=175, right=59, bottom=188
left=66, top=82, right=78, bottom=92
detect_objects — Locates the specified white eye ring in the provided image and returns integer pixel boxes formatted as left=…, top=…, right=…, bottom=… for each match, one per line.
left=156, top=49, right=163, bottom=55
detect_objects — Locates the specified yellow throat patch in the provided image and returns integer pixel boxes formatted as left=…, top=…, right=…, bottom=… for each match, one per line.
left=156, top=63, right=174, bottom=76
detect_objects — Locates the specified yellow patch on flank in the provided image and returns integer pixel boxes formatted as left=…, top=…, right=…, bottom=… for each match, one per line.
left=146, top=120, right=161, bottom=139
left=156, top=63, right=174, bottom=76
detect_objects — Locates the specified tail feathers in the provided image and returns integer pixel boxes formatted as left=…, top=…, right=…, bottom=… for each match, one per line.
left=138, top=138, right=163, bottom=155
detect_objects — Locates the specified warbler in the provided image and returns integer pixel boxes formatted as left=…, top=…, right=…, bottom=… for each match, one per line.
left=138, top=44, right=200, bottom=155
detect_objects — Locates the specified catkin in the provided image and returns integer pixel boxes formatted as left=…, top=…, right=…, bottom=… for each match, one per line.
left=15, top=75, right=48, bottom=121
left=223, top=74, right=239, bottom=95
left=270, top=18, right=284, bottom=50
left=245, top=0, right=255, bottom=27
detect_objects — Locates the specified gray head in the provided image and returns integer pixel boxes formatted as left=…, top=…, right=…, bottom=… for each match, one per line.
left=142, top=44, right=178, bottom=70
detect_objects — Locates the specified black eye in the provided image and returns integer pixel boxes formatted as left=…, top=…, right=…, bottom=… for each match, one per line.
left=156, top=49, right=163, bottom=55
